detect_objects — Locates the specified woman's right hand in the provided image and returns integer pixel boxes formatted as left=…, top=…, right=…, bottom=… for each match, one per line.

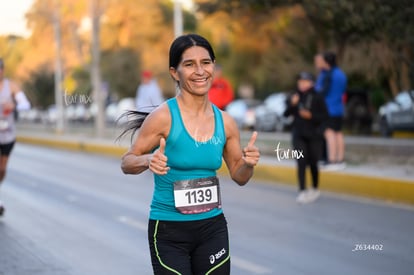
left=148, top=138, right=170, bottom=175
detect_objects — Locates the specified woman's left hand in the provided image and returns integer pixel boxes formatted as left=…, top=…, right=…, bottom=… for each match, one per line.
left=242, top=131, right=260, bottom=167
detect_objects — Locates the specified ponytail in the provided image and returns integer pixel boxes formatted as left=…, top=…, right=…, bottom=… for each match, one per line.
left=116, top=110, right=150, bottom=142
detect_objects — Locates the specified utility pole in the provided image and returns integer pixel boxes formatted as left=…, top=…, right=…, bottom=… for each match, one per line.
left=53, top=1, right=64, bottom=134
left=90, top=0, right=105, bottom=137
left=174, top=0, right=183, bottom=37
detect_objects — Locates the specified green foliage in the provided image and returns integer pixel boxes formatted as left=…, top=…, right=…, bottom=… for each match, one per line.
left=100, top=48, right=141, bottom=99
left=72, top=67, right=92, bottom=96
left=23, top=66, right=55, bottom=109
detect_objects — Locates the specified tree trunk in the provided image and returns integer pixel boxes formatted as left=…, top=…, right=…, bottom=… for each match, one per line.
left=91, top=0, right=105, bottom=138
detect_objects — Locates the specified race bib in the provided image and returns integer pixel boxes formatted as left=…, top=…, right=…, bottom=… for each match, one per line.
left=174, top=176, right=221, bottom=214
left=0, top=119, right=9, bottom=131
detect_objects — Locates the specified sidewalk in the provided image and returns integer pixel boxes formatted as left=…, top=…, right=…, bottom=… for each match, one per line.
left=15, top=127, right=414, bottom=206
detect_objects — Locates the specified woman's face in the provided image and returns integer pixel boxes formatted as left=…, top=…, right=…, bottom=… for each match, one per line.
left=170, top=46, right=215, bottom=97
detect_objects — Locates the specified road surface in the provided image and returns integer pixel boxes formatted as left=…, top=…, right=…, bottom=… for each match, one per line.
left=0, top=143, right=413, bottom=275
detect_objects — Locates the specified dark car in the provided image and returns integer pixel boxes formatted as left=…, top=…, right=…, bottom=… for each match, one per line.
left=378, top=90, right=414, bottom=137
left=343, top=88, right=373, bottom=135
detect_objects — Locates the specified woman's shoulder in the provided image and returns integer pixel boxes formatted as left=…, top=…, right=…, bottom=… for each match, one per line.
left=219, top=108, right=239, bottom=137
left=147, top=101, right=171, bottom=121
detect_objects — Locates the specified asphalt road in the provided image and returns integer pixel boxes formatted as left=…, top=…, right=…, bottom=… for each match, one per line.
left=0, top=144, right=413, bottom=275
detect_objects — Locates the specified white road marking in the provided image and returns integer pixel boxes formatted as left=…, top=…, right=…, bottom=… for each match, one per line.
left=232, top=255, right=272, bottom=274
left=118, top=215, right=147, bottom=231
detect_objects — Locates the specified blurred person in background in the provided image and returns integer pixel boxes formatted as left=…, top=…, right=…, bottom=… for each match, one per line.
left=284, top=72, right=328, bottom=204
left=208, top=65, right=234, bottom=110
left=135, top=70, right=164, bottom=112
left=0, top=58, right=31, bottom=216
left=314, top=52, right=347, bottom=170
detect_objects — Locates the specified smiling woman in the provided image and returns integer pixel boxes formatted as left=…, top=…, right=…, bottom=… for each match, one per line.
left=119, top=34, right=260, bottom=275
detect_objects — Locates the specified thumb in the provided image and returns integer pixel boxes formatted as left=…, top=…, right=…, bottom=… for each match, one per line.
left=247, top=131, right=258, bottom=147
left=159, top=137, right=166, bottom=154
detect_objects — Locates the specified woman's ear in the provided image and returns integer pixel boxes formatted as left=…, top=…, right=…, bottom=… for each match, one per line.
left=169, top=67, right=179, bottom=82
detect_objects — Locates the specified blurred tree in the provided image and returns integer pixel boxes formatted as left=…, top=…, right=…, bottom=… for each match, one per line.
left=0, top=35, right=26, bottom=79
left=23, top=66, right=55, bottom=109
left=194, top=0, right=414, bottom=97
left=100, top=47, right=140, bottom=99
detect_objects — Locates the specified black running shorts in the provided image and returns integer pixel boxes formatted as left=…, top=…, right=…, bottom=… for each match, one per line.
left=0, top=140, right=15, bottom=156
left=148, top=214, right=230, bottom=275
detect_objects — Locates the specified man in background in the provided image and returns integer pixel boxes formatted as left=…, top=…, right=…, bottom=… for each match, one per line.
left=208, top=65, right=234, bottom=110
left=314, top=52, right=347, bottom=170
left=135, top=71, right=164, bottom=113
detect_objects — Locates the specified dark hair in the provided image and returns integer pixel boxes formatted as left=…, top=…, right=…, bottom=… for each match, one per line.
left=169, top=34, right=216, bottom=70
left=297, top=71, right=315, bottom=82
left=322, top=51, right=337, bottom=67
left=117, top=34, right=215, bottom=142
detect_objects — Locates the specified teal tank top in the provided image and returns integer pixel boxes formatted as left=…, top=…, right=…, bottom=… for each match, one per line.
left=149, top=98, right=226, bottom=221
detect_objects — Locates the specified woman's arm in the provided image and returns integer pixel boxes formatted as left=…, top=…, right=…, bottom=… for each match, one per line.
left=121, top=104, right=170, bottom=175
left=10, top=81, right=31, bottom=111
left=222, top=112, right=260, bottom=186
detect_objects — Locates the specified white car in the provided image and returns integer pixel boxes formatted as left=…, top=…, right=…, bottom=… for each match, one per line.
left=106, top=98, right=136, bottom=124
left=255, top=93, right=293, bottom=132
left=378, top=90, right=414, bottom=137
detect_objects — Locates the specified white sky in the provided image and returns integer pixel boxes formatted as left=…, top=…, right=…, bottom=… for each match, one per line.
left=0, top=0, right=193, bottom=37
left=0, top=0, right=34, bottom=37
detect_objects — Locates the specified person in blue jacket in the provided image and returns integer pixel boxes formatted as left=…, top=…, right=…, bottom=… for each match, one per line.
left=314, top=52, right=347, bottom=170
left=120, top=34, right=260, bottom=275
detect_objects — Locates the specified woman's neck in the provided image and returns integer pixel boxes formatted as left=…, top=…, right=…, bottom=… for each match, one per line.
left=176, top=92, right=211, bottom=116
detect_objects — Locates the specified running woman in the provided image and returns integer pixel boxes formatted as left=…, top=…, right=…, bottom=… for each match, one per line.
left=120, top=34, right=260, bottom=275
left=0, top=58, right=31, bottom=216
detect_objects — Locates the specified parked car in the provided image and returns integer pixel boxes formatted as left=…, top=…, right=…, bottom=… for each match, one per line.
left=343, top=88, right=373, bottom=135
left=378, top=90, right=414, bottom=137
left=107, top=97, right=136, bottom=124
left=225, top=99, right=261, bottom=130
left=254, top=92, right=293, bottom=132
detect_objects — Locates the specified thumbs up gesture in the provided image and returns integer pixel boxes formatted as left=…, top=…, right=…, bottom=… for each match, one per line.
left=149, top=137, right=169, bottom=175
left=243, top=131, right=260, bottom=167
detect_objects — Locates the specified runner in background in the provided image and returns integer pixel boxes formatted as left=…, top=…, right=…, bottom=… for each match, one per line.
left=0, top=58, right=31, bottom=216
left=120, top=34, right=260, bottom=274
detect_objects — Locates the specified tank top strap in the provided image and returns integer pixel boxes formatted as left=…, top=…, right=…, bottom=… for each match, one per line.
left=211, top=104, right=225, bottom=141
left=166, top=98, right=183, bottom=143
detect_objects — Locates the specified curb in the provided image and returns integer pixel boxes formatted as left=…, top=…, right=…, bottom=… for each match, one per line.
left=16, top=135, right=414, bottom=206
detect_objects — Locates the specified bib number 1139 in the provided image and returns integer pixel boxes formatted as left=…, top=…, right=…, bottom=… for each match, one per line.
left=174, top=177, right=221, bottom=214
left=175, top=186, right=218, bottom=207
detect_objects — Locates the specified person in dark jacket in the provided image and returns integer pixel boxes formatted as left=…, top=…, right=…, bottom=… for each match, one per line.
left=284, top=72, right=329, bottom=203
